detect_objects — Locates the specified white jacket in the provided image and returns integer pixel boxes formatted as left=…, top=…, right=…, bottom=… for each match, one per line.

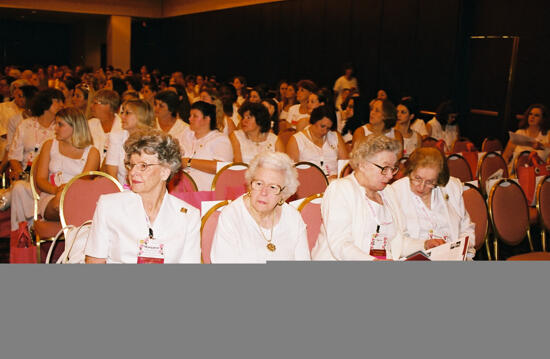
left=311, top=174, right=405, bottom=260
left=389, top=176, right=476, bottom=258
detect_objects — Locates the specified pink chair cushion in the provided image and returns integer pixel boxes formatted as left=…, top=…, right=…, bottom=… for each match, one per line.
left=201, top=211, right=221, bottom=264
left=506, top=252, right=550, bottom=261
left=447, top=155, right=473, bottom=182
left=480, top=153, right=508, bottom=191
left=167, top=171, right=197, bottom=193
left=172, top=191, right=215, bottom=210
left=491, top=181, right=528, bottom=246
left=213, top=169, right=247, bottom=200
left=63, top=177, right=121, bottom=227
left=462, top=188, right=488, bottom=250
left=295, top=166, right=328, bottom=199
left=482, top=138, right=503, bottom=152
left=538, top=177, right=550, bottom=229
left=300, top=202, right=322, bottom=251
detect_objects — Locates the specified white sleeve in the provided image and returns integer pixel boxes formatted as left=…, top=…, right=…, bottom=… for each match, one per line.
left=321, top=181, right=374, bottom=260
left=7, top=114, right=21, bottom=148
left=104, top=132, right=124, bottom=166
left=84, top=196, right=111, bottom=259
left=210, top=207, right=244, bottom=263
left=180, top=208, right=201, bottom=263
left=293, top=215, right=311, bottom=260
left=210, top=135, right=233, bottom=162
left=8, top=120, right=25, bottom=163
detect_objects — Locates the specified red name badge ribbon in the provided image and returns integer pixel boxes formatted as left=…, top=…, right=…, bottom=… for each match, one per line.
left=137, top=238, right=165, bottom=264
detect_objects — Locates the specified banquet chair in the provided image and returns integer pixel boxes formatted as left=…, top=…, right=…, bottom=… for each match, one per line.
left=339, top=162, right=353, bottom=178
left=29, top=154, right=63, bottom=262
left=452, top=138, right=476, bottom=153
left=513, top=150, right=532, bottom=177
left=463, top=183, right=491, bottom=260
left=211, top=162, right=249, bottom=200
left=200, top=200, right=229, bottom=263
left=294, top=162, right=329, bottom=200
left=535, top=175, right=550, bottom=252
left=481, top=137, right=503, bottom=153
left=447, top=154, right=473, bottom=182
left=167, top=169, right=198, bottom=193
left=50, top=171, right=124, bottom=263
left=421, top=137, right=438, bottom=148
left=297, top=193, right=323, bottom=252
left=478, top=151, right=508, bottom=196
left=506, top=252, right=550, bottom=260
left=278, top=128, right=297, bottom=147
left=488, top=179, right=534, bottom=260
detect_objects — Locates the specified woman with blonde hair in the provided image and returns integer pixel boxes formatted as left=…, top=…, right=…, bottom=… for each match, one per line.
left=103, top=99, right=155, bottom=184
left=35, top=107, right=100, bottom=221
left=211, top=151, right=310, bottom=263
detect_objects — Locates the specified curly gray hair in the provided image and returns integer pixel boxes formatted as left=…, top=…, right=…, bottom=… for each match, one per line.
left=350, top=134, right=402, bottom=169
left=124, top=129, right=182, bottom=179
left=245, top=151, right=299, bottom=200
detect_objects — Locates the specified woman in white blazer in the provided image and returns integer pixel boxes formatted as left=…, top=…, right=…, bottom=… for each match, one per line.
left=389, top=147, right=475, bottom=259
left=311, top=134, right=405, bottom=260
left=85, top=129, right=201, bottom=263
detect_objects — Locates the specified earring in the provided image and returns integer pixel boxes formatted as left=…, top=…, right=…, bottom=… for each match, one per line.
left=277, top=198, right=285, bottom=206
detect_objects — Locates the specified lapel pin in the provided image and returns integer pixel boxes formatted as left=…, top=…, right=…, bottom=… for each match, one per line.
left=180, top=207, right=188, bottom=213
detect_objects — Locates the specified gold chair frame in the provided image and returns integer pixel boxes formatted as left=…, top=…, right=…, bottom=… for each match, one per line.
left=463, top=182, right=492, bottom=260
left=199, top=200, right=230, bottom=263
left=294, top=161, right=329, bottom=185
left=535, top=175, right=550, bottom=252
left=447, top=153, right=473, bottom=182
left=211, top=162, right=249, bottom=191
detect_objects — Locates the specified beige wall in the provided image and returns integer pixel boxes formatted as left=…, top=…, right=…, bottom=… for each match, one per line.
left=0, top=0, right=284, bottom=17
left=107, top=16, right=131, bottom=70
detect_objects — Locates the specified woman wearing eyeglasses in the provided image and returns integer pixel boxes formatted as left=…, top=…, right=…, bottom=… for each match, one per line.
left=389, top=147, right=475, bottom=259
left=85, top=129, right=201, bottom=263
left=210, top=151, right=310, bottom=263
left=88, top=89, right=122, bottom=161
left=312, top=134, right=405, bottom=260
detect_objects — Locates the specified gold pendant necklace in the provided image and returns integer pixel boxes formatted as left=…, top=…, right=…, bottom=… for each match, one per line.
left=247, top=195, right=276, bottom=252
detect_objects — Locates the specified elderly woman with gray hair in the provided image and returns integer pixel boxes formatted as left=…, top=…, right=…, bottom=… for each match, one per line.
left=85, top=129, right=201, bottom=263
left=312, top=134, right=405, bottom=260
left=210, top=151, right=310, bottom=263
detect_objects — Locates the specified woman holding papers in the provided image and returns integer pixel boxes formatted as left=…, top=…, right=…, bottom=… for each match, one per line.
left=311, top=134, right=404, bottom=260
left=503, top=104, right=550, bottom=170
left=210, top=151, right=310, bottom=263
left=389, top=147, right=476, bottom=259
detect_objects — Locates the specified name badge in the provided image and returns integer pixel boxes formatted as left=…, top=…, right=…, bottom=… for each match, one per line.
left=369, top=233, right=387, bottom=258
left=137, top=238, right=165, bottom=264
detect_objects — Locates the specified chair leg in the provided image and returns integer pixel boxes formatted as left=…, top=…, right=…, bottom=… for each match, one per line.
left=526, top=229, right=534, bottom=252
left=485, top=238, right=492, bottom=261
left=542, top=229, right=547, bottom=252
left=493, top=238, right=499, bottom=261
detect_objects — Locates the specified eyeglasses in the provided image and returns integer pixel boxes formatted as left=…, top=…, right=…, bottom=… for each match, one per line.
left=125, top=162, right=162, bottom=172
left=250, top=180, right=285, bottom=195
left=367, top=161, right=399, bottom=176
left=410, top=176, right=437, bottom=188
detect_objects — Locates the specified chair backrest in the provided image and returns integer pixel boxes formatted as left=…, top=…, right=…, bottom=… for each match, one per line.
left=278, top=128, right=296, bottom=147
left=478, top=151, right=508, bottom=194
left=452, top=139, right=476, bottom=153
left=297, top=193, right=323, bottom=252
left=447, top=154, right=473, bottom=182
left=488, top=179, right=529, bottom=246
left=421, top=137, right=438, bottom=148
left=339, top=162, right=353, bottom=178
left=200, top=200, right=229, bottom=263
left=481, top=137, right=503, bottom=152
left=211, top=162, right=249, bottom=200
left=536, top=175, right=550, bottom=231
left=514, top=150, right=532, bottom=175
left=29, top=151, right=41, bottom=220
left=59, top=171, right=123, bottom=228
left=462, top=183, right=489, bottom=250
left=167, top=170, right=198, bottom=194
left=294, top=162, right=329, bottom=199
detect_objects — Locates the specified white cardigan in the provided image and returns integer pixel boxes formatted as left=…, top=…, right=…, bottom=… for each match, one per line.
left=389, top=176, right=476, bottom=258
left=311, top=174, right=406, bottom=260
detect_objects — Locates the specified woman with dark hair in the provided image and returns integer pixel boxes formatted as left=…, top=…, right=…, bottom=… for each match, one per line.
left=166, top=84, right=191, bottom=123
left=503, top=103, right=550, bottom=169
left=71, top=83, right=92, bottom=119
left=230, top=102, right=284, bottom=163
left=8, top=88, right=65, bottom=230
left=85, top=129, right=200, bottom=263
left=426, top=100, right=459, bottom=151
left=219, top=83, right=239, bottom=130
left=352, top=98, right=403, bottom=150
left=278, top=82, right=297, bottom=126
left=287, top=105, right=349, bottom=179
left=179, top=101, right=233, bottom=191
left=55, top=77, right=77, bottom=107
left=390, top=147, right=475, bottom=259
left=248, top=87, right=264, bottom=104
left=286, top=79, right=317, bottom=129
left=105, top=77, right=126, bottom=98
left=154, top=90, right=188, bottom=140
left=296, top=87, right=333, bottom=131
left=140, top=81, right=158, bottom=107
left=262, top=98, right=280, bottom=134
left=198, top=85, right=234, bottom=135
left=395, top=97, right=422, bottom=157
left=232, top=76, right=247, bottom=107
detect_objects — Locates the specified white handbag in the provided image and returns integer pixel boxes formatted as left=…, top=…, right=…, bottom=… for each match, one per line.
left=45, top=220, right=92, bottom=264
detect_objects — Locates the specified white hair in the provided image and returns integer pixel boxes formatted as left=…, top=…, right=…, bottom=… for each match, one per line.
left=245, top=151, right=299, bottom=200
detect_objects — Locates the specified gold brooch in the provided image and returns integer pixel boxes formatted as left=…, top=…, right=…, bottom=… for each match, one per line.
left=180, top=207, right=188, bottom=213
